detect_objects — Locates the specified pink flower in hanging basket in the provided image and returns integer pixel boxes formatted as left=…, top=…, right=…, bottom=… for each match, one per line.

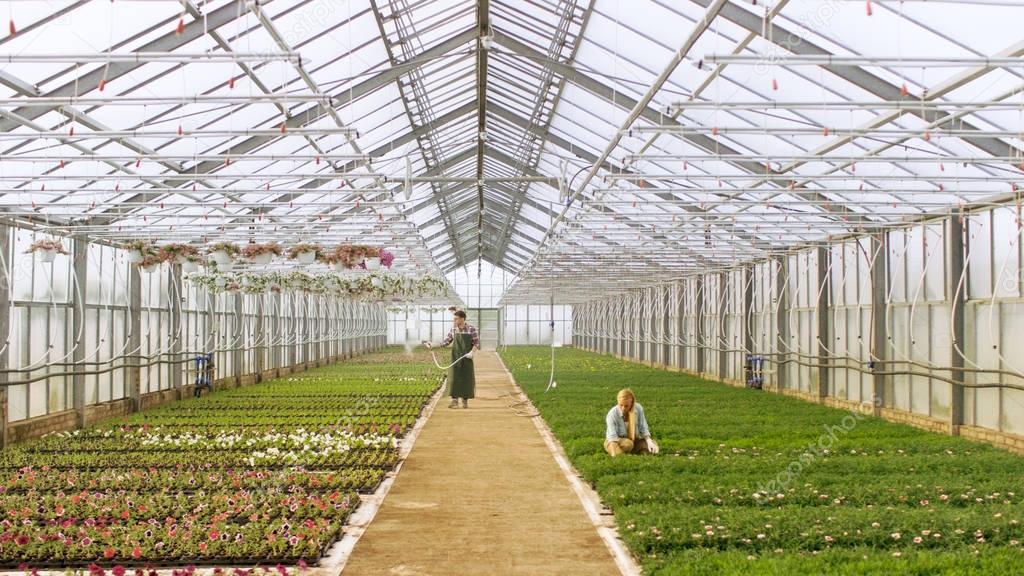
left=379, top=250, right=394, bottom=268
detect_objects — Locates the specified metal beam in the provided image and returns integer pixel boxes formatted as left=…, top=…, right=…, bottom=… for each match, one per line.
left=105, top=28, right=478, bottom=216
left=688, top=0, right=1020, bottom=160
left=475, top=0, right=491, bottom=263
left=494, top=28, right=766, bottom=177
left=0, top=1, right=260, bottom=133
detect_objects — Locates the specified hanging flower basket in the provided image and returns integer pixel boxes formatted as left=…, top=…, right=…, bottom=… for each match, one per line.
left=181, top=255, right=202, bottom=272
left=124, top=240, right=154, bottom=264
left=139, top=254, right=163, bottom=274
left=26, top=239, right=69, bottom=263
left=158, top=243, right=199, bottom=265
left=379, top=249, right=395, bottom=269
left=329, top=244, right=376, bottom=269
left=360, top=247, right=382, bottom=271
left=287, top=243, right=321, bottom=265
left=241, top=243, right=283, bottom=266
left=207, top=242, right=239, bottom=266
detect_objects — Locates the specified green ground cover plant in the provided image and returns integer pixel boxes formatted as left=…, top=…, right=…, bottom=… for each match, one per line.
left=501, top=346, right=1024, bottom=575
left=0, top=348, right=440, bottom=567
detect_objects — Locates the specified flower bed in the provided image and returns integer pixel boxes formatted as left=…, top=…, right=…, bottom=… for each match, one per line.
left=1, top=348, right=441, bottom=567
left=501, top=347, right=1024, bottom=575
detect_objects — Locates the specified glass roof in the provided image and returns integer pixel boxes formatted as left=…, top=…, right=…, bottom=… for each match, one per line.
left=0, top=0, right=1020, bottom=302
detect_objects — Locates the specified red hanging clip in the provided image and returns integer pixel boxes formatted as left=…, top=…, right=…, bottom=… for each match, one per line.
left=228, top=77, right=235, bottom=89
left=866, top=0, right=873, bottom=16
left=98, top=78, right=107, bottom=92
left=771, top=78, right=778, bottom=91
left=175, top=18, right=185, bottom=35
left=8, top=19, right=15, bottom=37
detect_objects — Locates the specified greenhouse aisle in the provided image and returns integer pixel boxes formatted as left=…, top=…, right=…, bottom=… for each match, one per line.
left=341, top=351, right=621, bottom=576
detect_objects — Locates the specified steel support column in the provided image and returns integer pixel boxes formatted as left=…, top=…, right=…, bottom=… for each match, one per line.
left=0, top=226, right=9, bottom=447
left=816, top=246, right=831, bottom=399
left=695, top=276, right=706, bottom=374
left=169, top=265, right=183, bottom=395
left=675, top=283, right=685, bottom=369
left=743, top=267, right=754, bottom=362
left=949, top=214, right=967, bottom=433
left=719, top=273, right=729, bottom=381
left=776, top=258, right=791, bottom=390
left=233, top=295, right=243, bottom=384
left=127, top=266, right=141, bottom=410
left=71, top=238, right=88, bottom=428
left=255, top=294, right=266, bottom=381
left=662, top=285, right=671, bottom=366
left=871, top=234, right=889, bottom=414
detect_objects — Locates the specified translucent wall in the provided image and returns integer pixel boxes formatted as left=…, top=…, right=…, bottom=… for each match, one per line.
left=0, top=227, right=386, bottom=424
left=573, top=203, right=1024, bottom=436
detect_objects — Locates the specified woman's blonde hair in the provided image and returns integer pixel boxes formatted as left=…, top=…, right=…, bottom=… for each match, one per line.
left=617, top=388, right=635, bottom=404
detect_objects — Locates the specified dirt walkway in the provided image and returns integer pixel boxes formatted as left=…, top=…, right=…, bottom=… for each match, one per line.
left=340, top=351, right=622, bottom=576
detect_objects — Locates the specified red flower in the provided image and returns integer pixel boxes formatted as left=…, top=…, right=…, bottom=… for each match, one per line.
left=131, top=546, right=142, bottom=559
left=112, top=566, right=126, bottom=576
left=208, top=529, right=220, bottom=541
left=14, top=534, right=29, bottom=546
left=103, top=548, right=116, bottom=559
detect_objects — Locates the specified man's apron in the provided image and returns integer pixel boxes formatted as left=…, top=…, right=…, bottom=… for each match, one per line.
left=448, top=332, right=475, bottom=399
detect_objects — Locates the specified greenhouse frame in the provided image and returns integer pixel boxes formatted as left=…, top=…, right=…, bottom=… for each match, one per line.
left=1, top=0, right=1023, bottom=573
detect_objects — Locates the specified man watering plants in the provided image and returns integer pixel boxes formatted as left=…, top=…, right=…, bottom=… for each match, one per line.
left=605, top=388, right=660, bottom=456
left=426, top=309, right=480, bottom=409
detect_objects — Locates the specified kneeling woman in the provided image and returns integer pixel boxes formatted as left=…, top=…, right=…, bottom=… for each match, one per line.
left=605, top=388, right=657, bottom=457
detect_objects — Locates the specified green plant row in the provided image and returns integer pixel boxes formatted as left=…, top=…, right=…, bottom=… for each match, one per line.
left=501, top=346, right=1024, bottom=575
